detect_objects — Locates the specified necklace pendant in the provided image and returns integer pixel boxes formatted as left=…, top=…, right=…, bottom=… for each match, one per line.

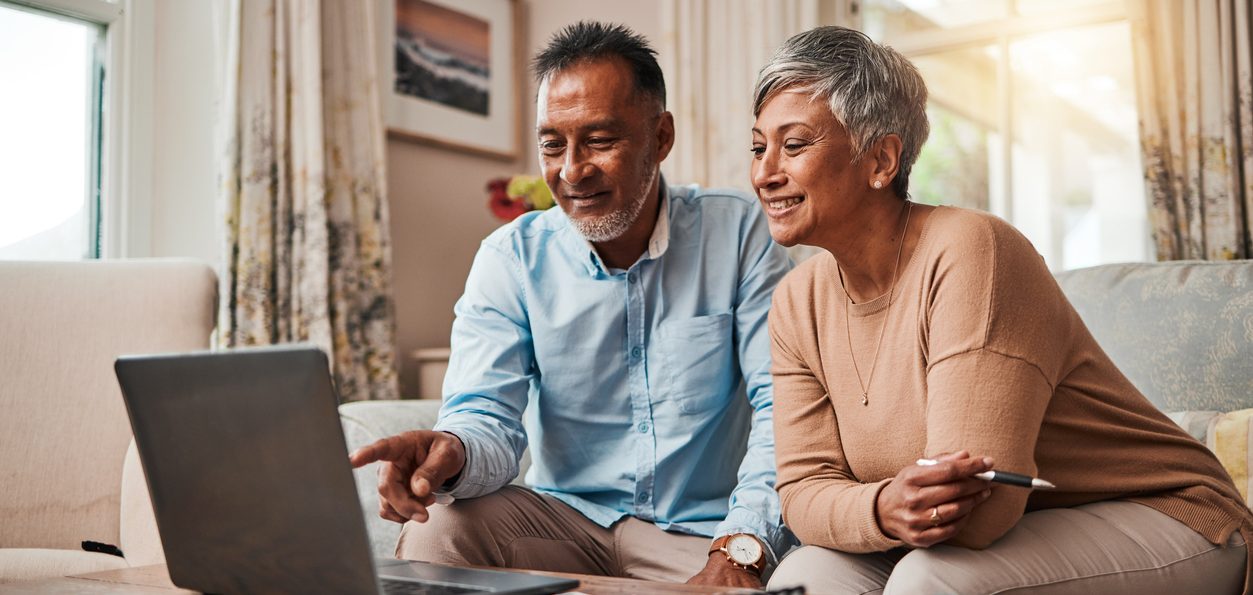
left=860, top=393, right=869, bottom=406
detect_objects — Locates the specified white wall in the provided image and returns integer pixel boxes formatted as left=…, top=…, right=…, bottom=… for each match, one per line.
left=146, top=0, right=221, bottom=266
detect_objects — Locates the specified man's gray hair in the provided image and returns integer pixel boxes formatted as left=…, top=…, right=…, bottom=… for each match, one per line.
left=753, top=26, right=929, bottom=199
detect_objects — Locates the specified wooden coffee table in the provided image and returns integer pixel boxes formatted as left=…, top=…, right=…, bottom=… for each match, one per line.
left=6, top=564, right=760, bottom=594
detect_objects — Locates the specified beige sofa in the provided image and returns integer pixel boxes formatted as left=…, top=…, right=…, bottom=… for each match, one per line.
left=4, top=258, right=1242, bottom=577
left=0, top=260, right=217, bottom=583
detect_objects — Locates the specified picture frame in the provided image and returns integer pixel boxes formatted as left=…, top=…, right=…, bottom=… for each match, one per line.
left=377, top=0, right=521, bottom=160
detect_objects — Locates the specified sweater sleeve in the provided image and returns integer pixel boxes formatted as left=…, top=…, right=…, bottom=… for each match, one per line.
left=925, top=351, right=1053, bottom=547
left=921, top=214, right=1068, bottom=548
left=770, top=289, right=904, bottom=553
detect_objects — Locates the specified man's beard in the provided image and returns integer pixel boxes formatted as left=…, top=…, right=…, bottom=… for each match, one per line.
left=567, top=168, right=656, bottom=243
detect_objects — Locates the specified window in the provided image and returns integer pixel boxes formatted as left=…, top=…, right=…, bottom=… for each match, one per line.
left=0, top=0, right=115, bottom=260
left=862, top=0, right=1148, bottom=271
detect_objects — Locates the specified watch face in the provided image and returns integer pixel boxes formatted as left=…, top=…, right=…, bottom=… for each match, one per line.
left=727, top=535, right=763, bottom=565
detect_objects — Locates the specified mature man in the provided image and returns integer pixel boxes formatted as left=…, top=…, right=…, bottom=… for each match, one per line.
left=350, top=22, right=792, bottom=588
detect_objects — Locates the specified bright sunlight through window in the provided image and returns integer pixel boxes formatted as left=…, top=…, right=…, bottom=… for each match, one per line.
left=0, top=3, right=102, bottom=260
left=864, top=0, right=1148, bottom=271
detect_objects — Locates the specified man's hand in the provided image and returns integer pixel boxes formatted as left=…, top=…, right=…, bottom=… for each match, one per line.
left=685, top=553, right=763, bottom=589
left=348, top=430, right=466, bottom=524
left=875, top=450, right=994, bottom=547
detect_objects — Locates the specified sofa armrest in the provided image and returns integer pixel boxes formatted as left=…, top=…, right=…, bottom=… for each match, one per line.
left=119, top=441, right=163, bottom=567
left=339, top=400, right=446, bottom=559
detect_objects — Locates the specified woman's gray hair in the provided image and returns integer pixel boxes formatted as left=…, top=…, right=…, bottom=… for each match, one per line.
left=754, top=26, right=929, bottom=199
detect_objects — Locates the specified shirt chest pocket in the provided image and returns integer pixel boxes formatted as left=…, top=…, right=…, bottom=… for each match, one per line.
left=655, top=313, right=735, bottom=414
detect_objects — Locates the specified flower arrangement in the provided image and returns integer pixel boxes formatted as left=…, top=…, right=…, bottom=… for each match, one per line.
left=487, top=175, right=555, bottom=222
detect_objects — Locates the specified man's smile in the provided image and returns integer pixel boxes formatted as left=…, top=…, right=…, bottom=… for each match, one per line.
left=563, top=190, right=611, bottom=203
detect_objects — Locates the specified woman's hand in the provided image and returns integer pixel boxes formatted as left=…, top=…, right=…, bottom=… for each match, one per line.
left=875, top=451, right=995, bottom=547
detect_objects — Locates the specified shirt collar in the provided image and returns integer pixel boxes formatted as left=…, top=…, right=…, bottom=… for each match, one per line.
left=644, top=183, right=671, bottom=260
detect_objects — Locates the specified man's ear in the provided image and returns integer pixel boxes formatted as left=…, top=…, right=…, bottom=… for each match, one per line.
left=655, top=111, right=675, bottom=163
left=868, top=133, right=903, bottom=189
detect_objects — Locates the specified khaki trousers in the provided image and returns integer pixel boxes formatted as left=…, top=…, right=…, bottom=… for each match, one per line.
left=394, top=485, right=711, bottom=583
left=768, top=500, right=1246, bottom=595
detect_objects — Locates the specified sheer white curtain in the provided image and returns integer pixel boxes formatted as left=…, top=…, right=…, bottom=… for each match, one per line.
left=218, top=0, right=399, bottom=401
left=659, top=0, right=823, bottom=190
left=1129, top=0, right=1253, bottom=260
left=659, top=1, right=853, bottom=263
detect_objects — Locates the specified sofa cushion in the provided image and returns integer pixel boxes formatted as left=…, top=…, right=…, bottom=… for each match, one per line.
left=1056, top=261, right=1253, bottom=412
left=0, top=549, right=128, bottom=584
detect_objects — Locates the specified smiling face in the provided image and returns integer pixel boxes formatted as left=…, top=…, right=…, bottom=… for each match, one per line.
left=751, top=90, right=870, bottom=248
left=536, top=58, right=673, bottom=244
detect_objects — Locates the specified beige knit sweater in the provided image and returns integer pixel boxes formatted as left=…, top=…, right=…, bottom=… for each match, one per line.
left=769, top=206, right=1252, bottom=565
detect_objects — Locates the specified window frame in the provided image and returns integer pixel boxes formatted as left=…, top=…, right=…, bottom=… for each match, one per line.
left=4, top=0, right=154, bottom=259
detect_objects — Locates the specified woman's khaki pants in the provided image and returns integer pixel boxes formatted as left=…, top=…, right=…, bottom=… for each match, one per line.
left=768, top=500, right=1246, bottom=595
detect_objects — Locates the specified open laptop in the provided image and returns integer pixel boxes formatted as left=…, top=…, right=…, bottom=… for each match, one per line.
left=114, top=345, right=576, bottom=595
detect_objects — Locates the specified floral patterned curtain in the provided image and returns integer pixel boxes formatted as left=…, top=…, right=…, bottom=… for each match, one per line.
left=218, top=0, right=399, bottom=401
left=1129, top=0, right=1253, bottom=260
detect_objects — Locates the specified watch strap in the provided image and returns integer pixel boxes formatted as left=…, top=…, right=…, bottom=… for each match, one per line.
left=708, top=534, right=731, bottom=555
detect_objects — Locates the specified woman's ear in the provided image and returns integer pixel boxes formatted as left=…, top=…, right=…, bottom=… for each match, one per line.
left=868, top=134, right=903, bottom=190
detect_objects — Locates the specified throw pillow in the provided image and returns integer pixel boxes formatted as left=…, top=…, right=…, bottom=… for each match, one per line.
left=1205, top=408, right=1253, bottom=509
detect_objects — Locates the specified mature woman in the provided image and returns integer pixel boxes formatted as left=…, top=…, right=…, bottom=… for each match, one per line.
left=752, top=26, right=1251, bottom=594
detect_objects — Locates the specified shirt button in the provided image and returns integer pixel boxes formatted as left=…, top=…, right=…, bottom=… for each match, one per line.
left=637, top=422, right=650, bottom=433
left=627, top=272, right=637, bottom=284
left=630, top=346, right=642, bottom=359
left=638, top=492, right=650, bottom=503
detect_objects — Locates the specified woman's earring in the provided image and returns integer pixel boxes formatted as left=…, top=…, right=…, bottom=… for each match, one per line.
left=872, top=180, right=883, bottom=189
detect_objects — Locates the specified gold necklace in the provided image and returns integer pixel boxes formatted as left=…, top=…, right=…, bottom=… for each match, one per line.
left=836, top=200, right=913, bottom=406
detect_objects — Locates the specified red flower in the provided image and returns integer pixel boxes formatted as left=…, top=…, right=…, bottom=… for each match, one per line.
left=487, top=178, right=528, bottom=221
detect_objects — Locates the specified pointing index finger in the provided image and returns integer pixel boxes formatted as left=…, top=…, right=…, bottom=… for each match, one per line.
left=349, top=436, right=412, bottom=468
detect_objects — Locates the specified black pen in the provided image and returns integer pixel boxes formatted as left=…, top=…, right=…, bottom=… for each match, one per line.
left=916, top=458, right=1056, bottom=490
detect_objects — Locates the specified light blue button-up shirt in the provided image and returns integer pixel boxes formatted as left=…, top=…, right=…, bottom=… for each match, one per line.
left=434, top=182, right=794, bottom=559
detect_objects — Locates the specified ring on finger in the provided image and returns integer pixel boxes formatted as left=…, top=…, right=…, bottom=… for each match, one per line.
left=930, top=506, right=943, bottom=526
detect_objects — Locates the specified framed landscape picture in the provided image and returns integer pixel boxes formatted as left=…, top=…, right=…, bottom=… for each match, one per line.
left=378, top=0, right=519, bottom=160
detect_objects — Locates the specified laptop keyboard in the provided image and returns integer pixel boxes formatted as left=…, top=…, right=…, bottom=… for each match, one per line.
left=381, top=578, right=484, bottom=594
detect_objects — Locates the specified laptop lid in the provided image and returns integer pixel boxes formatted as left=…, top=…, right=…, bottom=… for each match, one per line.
left=115, top=345, right=382, bottom=594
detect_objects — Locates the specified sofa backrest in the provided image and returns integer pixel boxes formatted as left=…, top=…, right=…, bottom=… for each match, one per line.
left=0, top=260, right=217, bottom=550
left=1055, top=260, right=1253, bottom=413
